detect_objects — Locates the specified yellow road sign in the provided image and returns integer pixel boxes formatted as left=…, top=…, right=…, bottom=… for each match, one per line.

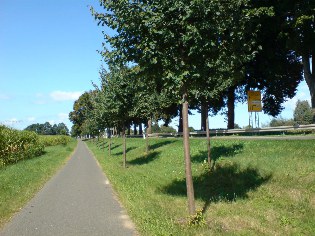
left=247, top=90, right=262, bottom=112
left=248, top=90, right=261, bottom=101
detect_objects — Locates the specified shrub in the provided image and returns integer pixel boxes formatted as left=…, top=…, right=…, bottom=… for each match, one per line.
left=39, top=135, right=72, bottom=147
left=0, top=125, right=44, bottom=166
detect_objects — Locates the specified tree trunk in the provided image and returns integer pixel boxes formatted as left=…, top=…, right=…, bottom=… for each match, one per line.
left=139, top=124, right=143, bottom=135
left=178, top=105, right=183, bottom=133
left=122, top=127, right=126, bottom=168
left=146, top=120, right=150, bottom=154
left=133, top=123, right=137, bottom=135
left=127, top=126, right=131, bottom=135
left=108, top=138, right=111, bottom=156
left=302, top=54, right=315, bottom=122
left=200, top=104, right=207, bottom=131
left=205, top=105, right=211, bottom=169
left=227, top=86, right=236, bottom=129
left=182, top=92, right=196, bottom=215
left=147, top=119, right=152, bottom=134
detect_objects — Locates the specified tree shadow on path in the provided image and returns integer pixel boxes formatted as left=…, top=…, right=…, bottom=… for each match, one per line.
left=128, top=151, right=161, bottom=165
left=159, top=162, right=271, bottom=213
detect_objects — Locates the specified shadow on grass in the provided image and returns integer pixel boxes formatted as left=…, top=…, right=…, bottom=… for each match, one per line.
left=149, top=140, right=176, bottom=150
left=128, top=151, right=161, bottom=165
left=113, top=147, right=137, bottom=156
left=160, top=163, right=271, bottom=213
left=108, top=143, right=120, bottom=151
left=192, top=144, right=244, bottom=169
left=96, top=141, right=108, bottom=150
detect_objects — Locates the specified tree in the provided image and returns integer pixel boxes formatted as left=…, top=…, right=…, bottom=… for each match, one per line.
left=55, top=123, right=69, bottom=135
left=69, top=91, right=95, bottom=137
left=129, top=67, right=178, bottom=153
left=294, top=100, right=313, bottom=125
left=92, top=0, right=271, bottom=215
left=24, top=123, right=42, bottom=134
left=25, top=122, right=69, bottom=135
left=96, top=66, right=136, bottom=167
left=284, top=1, right=314, bottom=121
left=224, top=0, right=305, bottom=129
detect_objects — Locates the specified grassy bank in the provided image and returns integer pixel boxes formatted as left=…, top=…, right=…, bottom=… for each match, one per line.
left=0, top=139, right=77, bottom=228
left=87, top=137, right=315, bottom=235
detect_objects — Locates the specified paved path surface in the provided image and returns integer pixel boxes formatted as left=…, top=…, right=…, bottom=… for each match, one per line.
left=0, top=140, right=137, bottom=236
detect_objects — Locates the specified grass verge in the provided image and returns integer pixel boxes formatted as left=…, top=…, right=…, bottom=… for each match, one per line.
left=87, top=137, right=315, bottom=236
left=0, top=139, right=77, bottom=228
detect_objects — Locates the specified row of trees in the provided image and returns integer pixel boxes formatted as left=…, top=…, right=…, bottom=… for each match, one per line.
left=25, top=122, right=69, bottom=135
left=69, top=0, right=314, bottom=215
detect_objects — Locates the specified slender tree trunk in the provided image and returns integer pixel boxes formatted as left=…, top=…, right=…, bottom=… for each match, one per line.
left=200, top=104, right=207, bottom=131
left=182, top=92, right=196, bottom=215
left=108, top=138, right=111, bottom=156
left=146, top=131, right=149, bottom=154
left=205, top=105, right=211, bottom=169
left=227, top=86, right=236, bottom=129
left=133, top=123, right=137, bottom=135
left=302, top=54, right=315, bottom=122
left=139, top=124, right=143, bottom=135
left=146, top=120, right=150, bottom=154
left=123, top=127, right=126, bottom=168
left=178, top=105, right=183, bottom=133
left=147, top=119, right=152, bottom=134
left=127, top=126, right=131, bottom=135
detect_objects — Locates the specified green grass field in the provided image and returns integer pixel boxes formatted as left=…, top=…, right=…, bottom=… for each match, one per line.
left=0, top=139, right=77, bottom=228
left=87, top=137, right=315, bottom=235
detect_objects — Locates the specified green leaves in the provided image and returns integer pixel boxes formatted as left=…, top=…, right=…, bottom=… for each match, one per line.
left=0, top=126, right=44, bottom=166
left=294, top=100, right=313, bottom=125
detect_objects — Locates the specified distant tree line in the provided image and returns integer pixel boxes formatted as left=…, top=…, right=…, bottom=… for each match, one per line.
left=24, top=122, right=69, bottom=135
left=269, top=100, right=313, bottom=127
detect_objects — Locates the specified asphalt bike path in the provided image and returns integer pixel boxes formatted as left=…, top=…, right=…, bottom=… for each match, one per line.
left=0, top=140, right=137, bottom=236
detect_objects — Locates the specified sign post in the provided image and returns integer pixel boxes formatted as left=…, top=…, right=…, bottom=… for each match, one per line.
left=247, top=90, right=262, bottom=128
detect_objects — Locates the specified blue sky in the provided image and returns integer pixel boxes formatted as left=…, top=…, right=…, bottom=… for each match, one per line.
left=0, top=1, right=311, bottom=131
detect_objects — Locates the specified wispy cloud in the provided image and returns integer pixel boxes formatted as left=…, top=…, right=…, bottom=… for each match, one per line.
left=50, top=91, right=82, bottom=102
left=1, top=118, right=22, bottom=126
left=0, top=94, right=10, bottom=100
left=57, top=113, right=69, bottom=123
left=34, top=93, right=47, bottom=104
left=27, top=117, right=36, bottom=122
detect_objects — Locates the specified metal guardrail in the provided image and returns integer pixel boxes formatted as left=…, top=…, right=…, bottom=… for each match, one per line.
left=144, top=124, right=315, bottom=138
left=188, top=124, right=315, bottom=136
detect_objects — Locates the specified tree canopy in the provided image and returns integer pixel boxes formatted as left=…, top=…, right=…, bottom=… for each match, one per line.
left=69, top=91, right=96, bottom=137
left=294, top=100, right=313, bottom=125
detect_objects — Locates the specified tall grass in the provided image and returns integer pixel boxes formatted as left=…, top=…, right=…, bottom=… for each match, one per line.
left=87, top=138, right=315, bottom=235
